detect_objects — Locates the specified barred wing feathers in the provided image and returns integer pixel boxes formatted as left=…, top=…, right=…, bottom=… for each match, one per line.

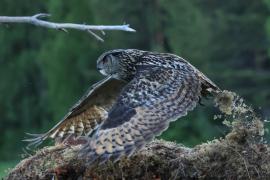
left=24, top=76, right=126, bottom=147
left=80, top=65, right=203, bottom=163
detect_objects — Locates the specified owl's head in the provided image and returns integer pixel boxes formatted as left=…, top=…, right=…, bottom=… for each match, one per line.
left=97, top=49, right=144, bottom=80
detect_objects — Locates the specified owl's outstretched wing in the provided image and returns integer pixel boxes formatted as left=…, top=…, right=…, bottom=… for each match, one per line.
left=24, top=76, right=126, bottom=147
left=80, top=65, right=204, bottom=164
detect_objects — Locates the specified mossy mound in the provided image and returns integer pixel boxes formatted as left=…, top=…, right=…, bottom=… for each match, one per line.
left=6, top=91, right=270, bottom=179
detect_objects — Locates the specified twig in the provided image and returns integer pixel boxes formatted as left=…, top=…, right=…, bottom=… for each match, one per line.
left=226, top=145, right=252, bottom=180
left=0, top=13, right=136, bottom=41
left=87, top=29, right=104, bottom=42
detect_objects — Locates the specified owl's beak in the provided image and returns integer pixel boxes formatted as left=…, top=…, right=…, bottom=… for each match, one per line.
left=99, top=69, right=107, bottom=76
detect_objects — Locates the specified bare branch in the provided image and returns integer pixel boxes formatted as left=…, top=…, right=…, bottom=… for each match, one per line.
left=0, top=13, right=136, bottom=40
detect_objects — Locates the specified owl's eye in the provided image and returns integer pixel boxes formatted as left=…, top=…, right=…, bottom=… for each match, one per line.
left=102, top=56, right=109, bottom=64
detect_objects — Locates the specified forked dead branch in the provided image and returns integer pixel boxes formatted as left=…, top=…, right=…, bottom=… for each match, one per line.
left=0, top=13, right=136, bottom=41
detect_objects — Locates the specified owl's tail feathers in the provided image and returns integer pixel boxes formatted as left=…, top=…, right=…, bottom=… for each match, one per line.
left=78, top=125, right=149, bottom=165
left=201, top=78, right=222, bottom=97
left=23, top=133, right=49, bottom=149
left=78, top=141, right=124, bottom=166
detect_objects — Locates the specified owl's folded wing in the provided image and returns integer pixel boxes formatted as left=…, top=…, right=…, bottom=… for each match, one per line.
left=24, top=76, right=126, bottom=147
left=79, top=65, right=203, bottom=164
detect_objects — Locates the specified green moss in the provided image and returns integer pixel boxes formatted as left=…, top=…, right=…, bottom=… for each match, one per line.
left=6, top=90, right=270, bottom=179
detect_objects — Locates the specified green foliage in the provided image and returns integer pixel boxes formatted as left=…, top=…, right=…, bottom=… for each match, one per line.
left=0, top=161, right=17, bottom=178
left=161, top=0, right=212, bottom=66
left=0, top=0, right=269, bottom=161
left=39, top=0, right=101, bottom=121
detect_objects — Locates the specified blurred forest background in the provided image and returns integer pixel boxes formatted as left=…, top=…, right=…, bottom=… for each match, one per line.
left=1, top=0, right=270, bottom=176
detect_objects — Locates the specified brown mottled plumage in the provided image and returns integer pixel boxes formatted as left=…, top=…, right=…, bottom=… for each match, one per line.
left=25, top=49, right=220, bottom=164
left=24, top=77, right=126, bottom=147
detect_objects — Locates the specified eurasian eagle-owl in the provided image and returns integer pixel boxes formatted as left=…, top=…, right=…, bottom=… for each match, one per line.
left=25, top=49, right=220, bottom=164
